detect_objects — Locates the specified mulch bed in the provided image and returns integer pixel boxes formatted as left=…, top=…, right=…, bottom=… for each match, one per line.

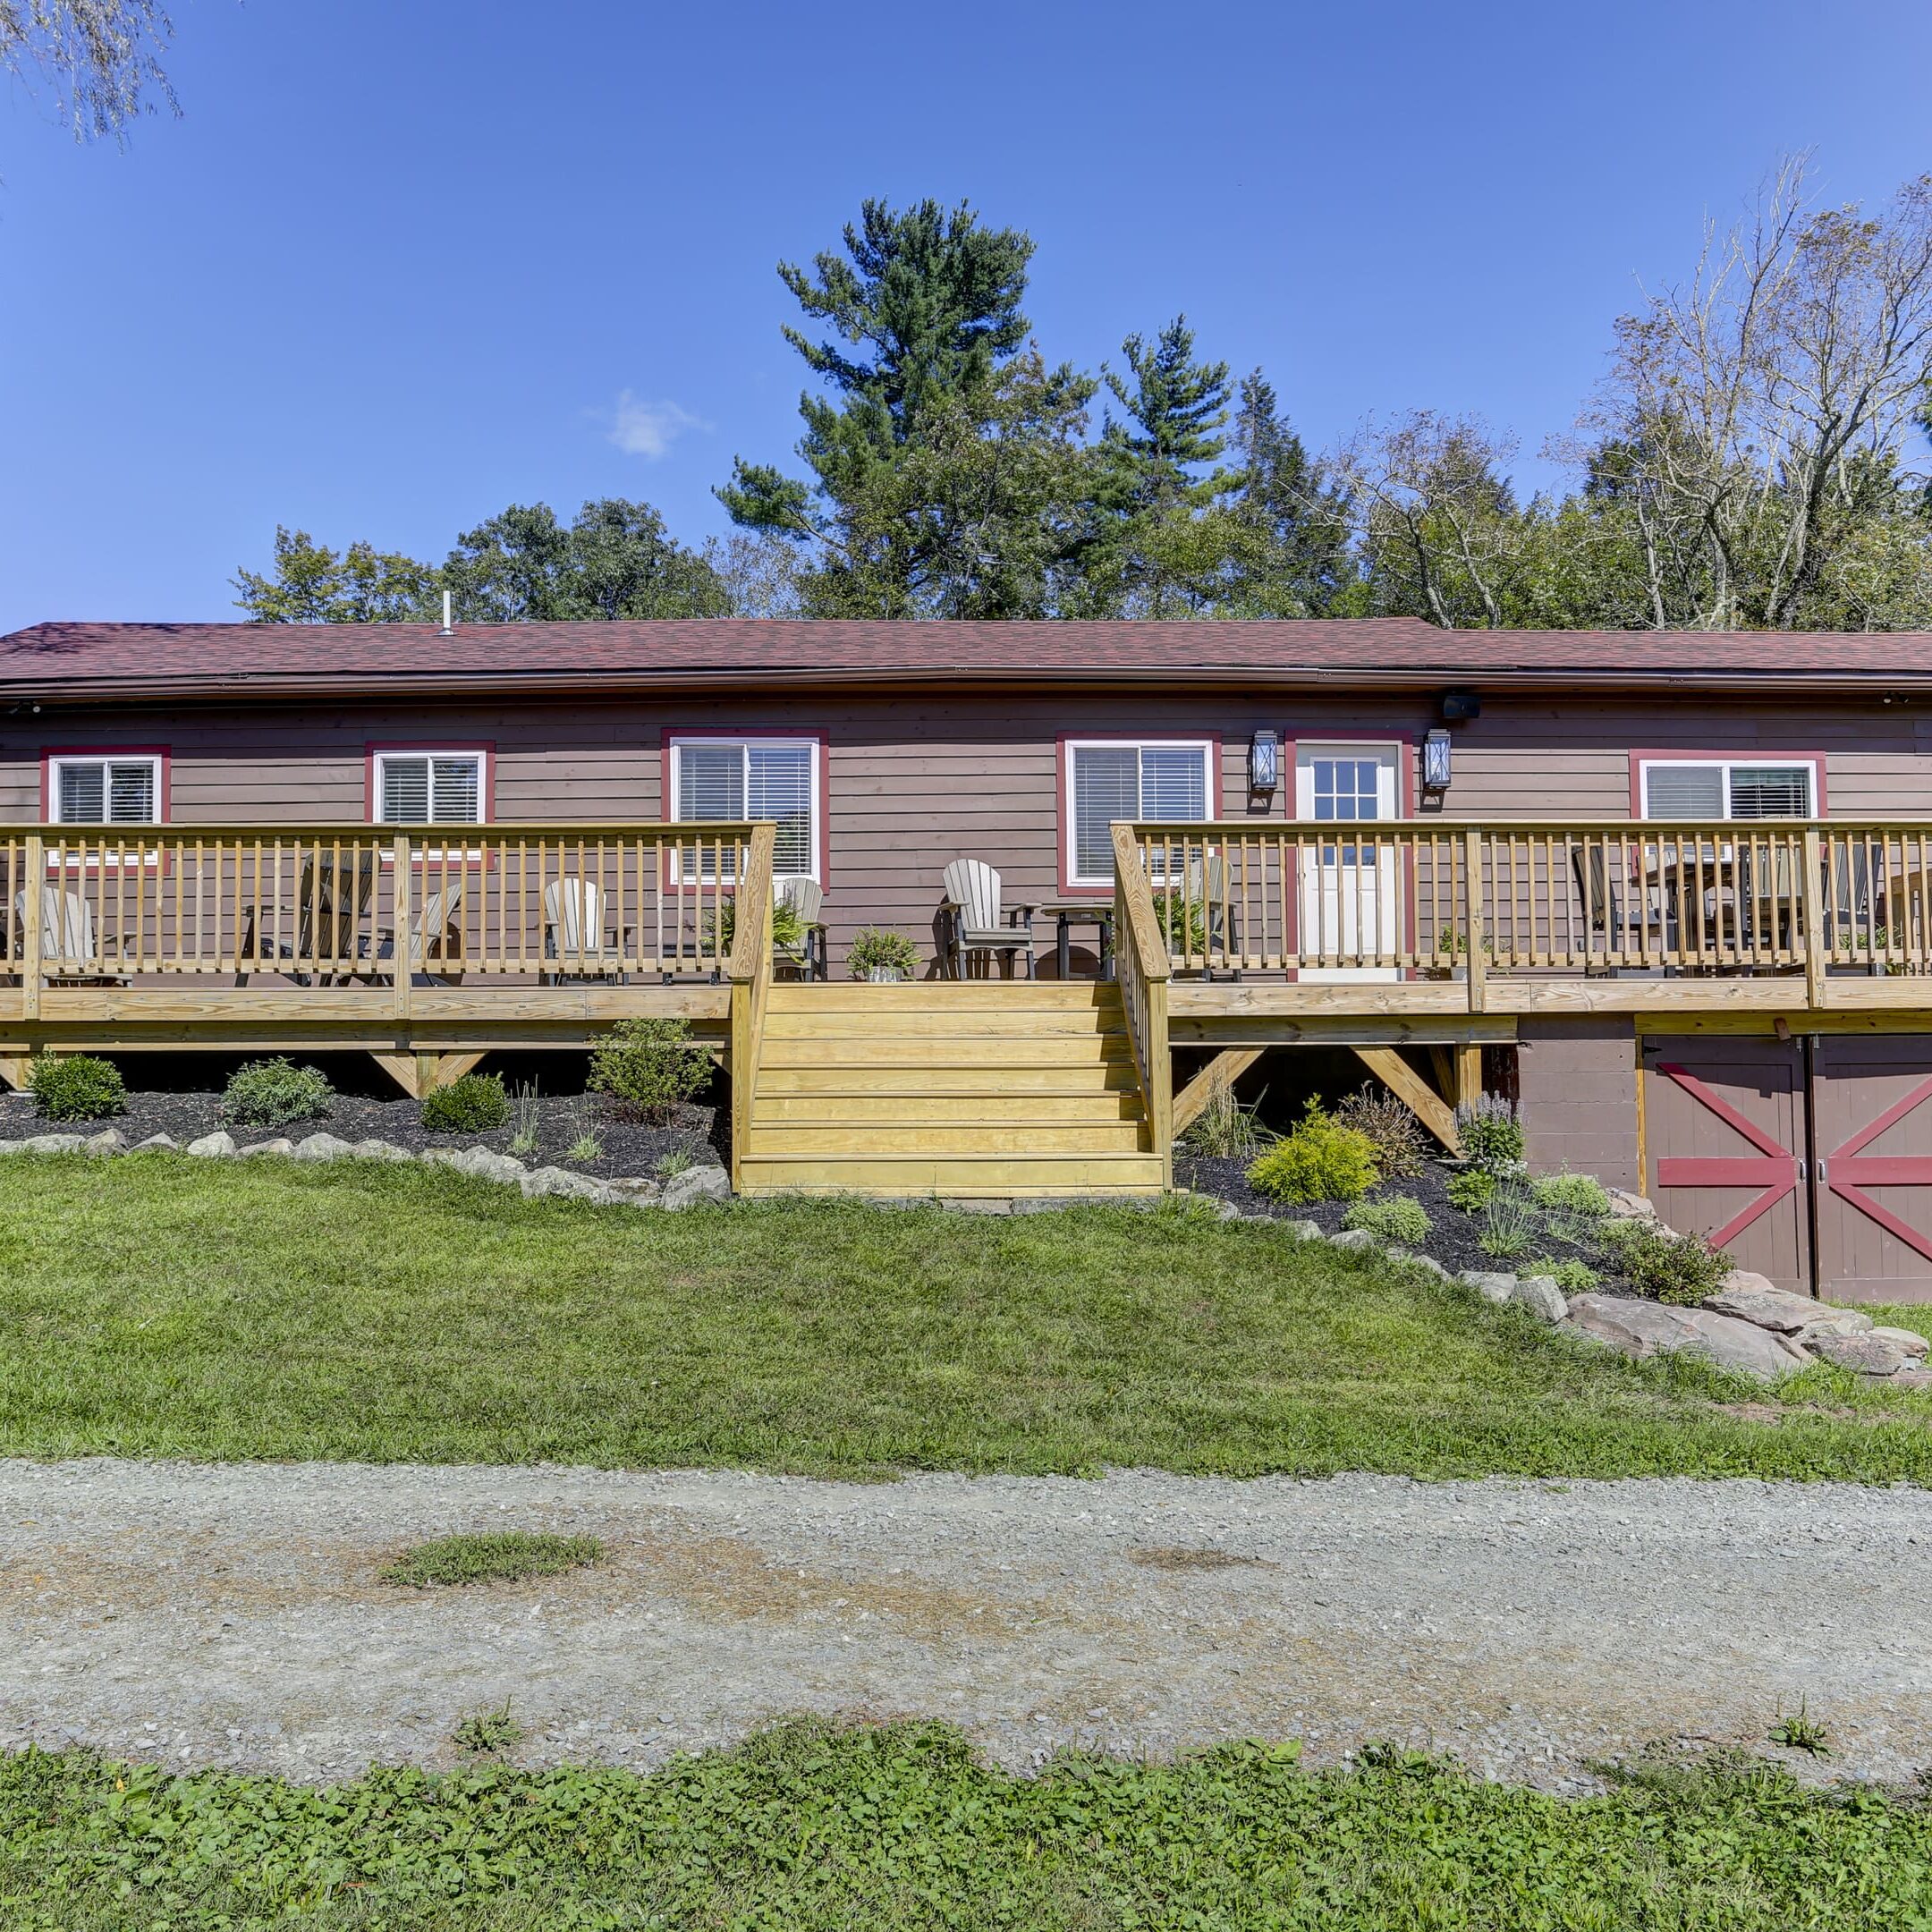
left=1176, top=1152, right=1629, bottom=1288
left=0, top=1085, right=726, bottom=1181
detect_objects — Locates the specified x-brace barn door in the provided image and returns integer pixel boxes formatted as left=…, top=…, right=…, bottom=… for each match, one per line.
left=1811, top=1037, right=1932, bottom=1303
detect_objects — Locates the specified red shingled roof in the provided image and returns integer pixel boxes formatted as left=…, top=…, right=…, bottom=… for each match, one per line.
left=2, top=617, right=1928, bottom=696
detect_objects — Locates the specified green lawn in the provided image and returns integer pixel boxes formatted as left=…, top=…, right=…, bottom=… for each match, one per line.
left=1, top=1155, right=1929, bottom=1481
left=4, top=1721, right=1928, bottom=1930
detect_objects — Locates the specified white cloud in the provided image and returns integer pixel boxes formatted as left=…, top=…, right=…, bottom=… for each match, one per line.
left=604, top=392, right=708, bottom=459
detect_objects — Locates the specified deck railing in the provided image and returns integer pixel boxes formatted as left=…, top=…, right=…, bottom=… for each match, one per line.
left=1129, top=819, right=1932, bottom=987
left=0, top=822, right=758, bottom=987
left=1111, top=823, right=1173, bottom=1178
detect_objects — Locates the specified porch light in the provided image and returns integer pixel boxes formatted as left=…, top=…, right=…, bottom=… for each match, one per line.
left=1248, top=729, right=1280, bottom=797
left=1422, top=727, right=1453, bottom=793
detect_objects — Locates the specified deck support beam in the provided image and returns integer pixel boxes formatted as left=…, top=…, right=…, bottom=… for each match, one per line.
left=369, top=1050, right=488, bottom=1100
left=1171, top=1048, right=1265, bottom=1138
left=1351, top=1046, right=1462, bottom=1154
left=0, top=1054, right=31, bottom=1093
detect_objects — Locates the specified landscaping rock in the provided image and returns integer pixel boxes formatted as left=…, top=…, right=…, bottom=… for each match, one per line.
left=1509, top=1275, right=1569, bottom=1324
left=1327, top=1227, right=1378, bottom=1254
left=130, top=1134, right=179, bottom=1153
left=1703, top=1277, right=1846, bottom=1334
left=1459, top=1270, right=1517, bottom=1305
left=83, top=1130, right=124, bottom=1155
left=1406, top=1253, right=1451, bottom=1280
left=351, top=1139, right=415, bottom=1163
left=185, top=1131, right=236, bottom=1158
left=1871, top=1325, right=1931, bottom=1360
left=20, top=1134, right=86, bottom=1155
left=662, top=1165, right=731, bottom=1211
left=1564, top=1293, right=1805, bottom=1381
left=292, top=1133, right=356, bottom=1164
left=1603, top=1188, right=1657, bottom=1221
left=950, top=1198, right=1013, bottom=1215
left=521, top=1165, right=613, bottom=1204
left=238, top=1140, right=296, bottom=1159
left=600, top=1176, right=665, bottom=1206
left=424, top=1147, right=528, bottom=1186
left=1282, top=1220, right=1325, bottom=1241
left=1794, top=1310, right=1877, bottom=1346
left=0, top=1140, right=22, bottom=1156
left=1809, top=1333, right=1909, bottom=1377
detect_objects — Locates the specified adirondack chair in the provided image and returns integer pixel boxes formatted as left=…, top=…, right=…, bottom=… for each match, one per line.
left=540, top=877, right=632, bottom=983
left=12, top=886, right=127, bottom=983
left=1572, top=845, right=1674, bottom=974
left=775, top=876, right=828, bottom=980
left=237, top=849, right=378, bottom=986
left=1173, top=851, right=1242, bottom=971
left=941, top=859, right=1037, bottom=979
left=369, top=878, right=467, bottom=983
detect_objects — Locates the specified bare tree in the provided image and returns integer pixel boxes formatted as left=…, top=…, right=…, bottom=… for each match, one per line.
left=1580, top=157, right=1932, bottom=630
left=1, top=1, right=176, bottom=142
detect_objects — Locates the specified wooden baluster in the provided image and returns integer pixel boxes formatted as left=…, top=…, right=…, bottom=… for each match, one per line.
left=1462, top=826, right=1486, bottom=1013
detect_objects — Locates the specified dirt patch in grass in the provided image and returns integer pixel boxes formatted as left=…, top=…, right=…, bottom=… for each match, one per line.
left=1128, top=1546, right=1275, bottom=1572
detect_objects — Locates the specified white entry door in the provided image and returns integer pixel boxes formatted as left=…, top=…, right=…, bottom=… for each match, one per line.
left=1296, top=744, right=1402, bottom=980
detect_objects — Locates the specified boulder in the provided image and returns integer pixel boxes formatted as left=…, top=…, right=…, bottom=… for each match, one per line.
left=21, top=1133, right=87, bottom=1154
left=1703, top=1276, right=1859, bottom=1335
left=185, top=1131, right=236, bottom=1158
left=600, top=1175, right=665, bottom=1206
left=1870, top=1324, right=1931, bottom=1360
left=423, top=1147, right=528, bottom=1186
left=1564, top=1293, right=1805, bottom=1381
left=351, top=1139, right=415, bottom=1163
left=1809, top=1332, right=1909, bottom=1377
left=130, top=1133, right=179, bottom=1153
left=1326, top=1227, right=1378, bottom=1253
left=238, top=1139, right=296, bottom=1159
left=662, top=1165, right=731, bottom=1211
left=0, top=1140, right=23, bottom=1156
left=292, top=1133, right=355, bottom=1164
left=521, top=1165, right=612, bottom=1203
left=1603, top=1187, right=1657, bottom=1221
left=1459, top=1270, right=1517, bottom=1305
left=1406, top=1252, right=1451, bottom=1281
left=1509, top=1275, right=1569, bottom=1323
left=83, top=1129, right=124, bottom=1155
left=1282, top=1220, right=1325, bottom=1241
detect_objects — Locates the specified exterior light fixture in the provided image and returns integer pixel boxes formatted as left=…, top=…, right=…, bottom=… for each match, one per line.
left=1248, top=728, right=1280, bottom=797
left=1422, top=727, right=1453, bottom=793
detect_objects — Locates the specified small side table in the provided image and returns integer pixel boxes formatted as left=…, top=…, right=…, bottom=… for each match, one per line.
left=1035, top=900, right=1115, bottom=981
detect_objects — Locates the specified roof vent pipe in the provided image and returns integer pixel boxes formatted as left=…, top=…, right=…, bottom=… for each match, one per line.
left=440, top=590, right=453, bottom=636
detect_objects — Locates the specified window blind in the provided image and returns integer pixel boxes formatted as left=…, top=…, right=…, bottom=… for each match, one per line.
left=380, top=758, right=432, bottom=823
left=1072, top=746, right=1139, bottom=879
left=1140, top=745, right=1208, bottom=821
left=56, top=759, right=155, bottom=825
left=1644, top=765, right=1725, bottom=819
left=747, top=742, right=813, bottom=876
left=379, top=756, right=482, bottom=825
left=1729, top=766, right=1811, bottom=818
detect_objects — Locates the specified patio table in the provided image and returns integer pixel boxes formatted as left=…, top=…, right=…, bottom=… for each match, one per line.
left=1033, top=899, right=1114, bottom=981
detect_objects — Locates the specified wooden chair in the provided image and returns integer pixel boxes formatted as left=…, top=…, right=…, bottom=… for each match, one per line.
left=369, top=879, right=467, bottom=984
left=12, top=886, right=129, bottom=984
left=941, top=859, right=1037, bottom=979
left=541, top=877, right=632, bottom=983
left=775, top=876, right=828, bottom=981
left=1572, top=845, right=1674, bottom=974
left=237, top=850, right=377, bottom=986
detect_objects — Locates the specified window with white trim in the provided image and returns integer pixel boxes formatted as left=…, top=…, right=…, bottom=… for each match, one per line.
left=1066, top=740, right=1211, bottom=886
left=1640, top=759, right=1816, bottom=821
left=374, top=750, right=486, bottom=825
left=670, top=737, right=817, bottom=879
left=48, top=754, right=161, bottom=825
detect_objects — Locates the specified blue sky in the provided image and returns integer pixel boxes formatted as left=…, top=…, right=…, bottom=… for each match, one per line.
left=3, top=0, right=1930, bottom=631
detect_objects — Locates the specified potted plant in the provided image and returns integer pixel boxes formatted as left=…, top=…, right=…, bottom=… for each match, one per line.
left=848, top=926, right=919, bottom=983
left=1419, top=928, right=1493, bottom=981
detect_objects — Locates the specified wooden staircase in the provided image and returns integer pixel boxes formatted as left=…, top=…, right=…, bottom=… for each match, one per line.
left=737, top=982, right=1167, bottom=1198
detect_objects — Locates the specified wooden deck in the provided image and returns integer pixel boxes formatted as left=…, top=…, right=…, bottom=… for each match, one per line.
left=7, top=817, right=1932, bottom=1191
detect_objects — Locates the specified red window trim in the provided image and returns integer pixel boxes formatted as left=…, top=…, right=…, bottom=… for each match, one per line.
left=39, top=744, right=172, bottom=825
left=1627, top=750, right=1828, bottom=818
left=1055, top=733, right=1223, bottom=896
left=660, top=726, right=830, bottom=884
left=364, top=741, right=497, bottom=825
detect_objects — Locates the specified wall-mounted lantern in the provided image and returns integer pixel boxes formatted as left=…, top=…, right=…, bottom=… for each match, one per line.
left=1422, top=726, right=1453, bottom=794
left=1248, top=728, right=1280, bottom=798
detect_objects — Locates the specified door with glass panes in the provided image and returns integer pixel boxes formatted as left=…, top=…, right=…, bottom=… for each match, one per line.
left=1295, top=744, right=1402, bottom=979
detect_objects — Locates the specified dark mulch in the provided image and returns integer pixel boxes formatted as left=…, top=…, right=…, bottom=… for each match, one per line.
left=1177, top=1152, right=1629, bottom=1289
left=0, top=1084, right=726, bottom=1181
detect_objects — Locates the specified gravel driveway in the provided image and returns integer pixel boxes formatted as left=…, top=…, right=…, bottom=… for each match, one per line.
left=5, top=1460, right=1931, bottom=1792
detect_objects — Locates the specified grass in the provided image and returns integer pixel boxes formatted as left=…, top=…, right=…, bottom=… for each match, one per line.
left=451, top=1701, right=524, bottom=1755
left=3, top=1720, right=1930, bottom=1928
left=4, top=1156, right=1932, bottom=1480
left=379, top=1531, right=604, bottom=1589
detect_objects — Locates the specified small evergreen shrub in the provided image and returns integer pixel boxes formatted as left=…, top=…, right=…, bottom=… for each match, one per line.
left=1456, top=1095, right=1526, bottom=1170
left=421, top=1072, right=510, bottom=1133
left=1531, top=1171, right=1613, bottom=1219
left=28, top=1055, right=124, bottom=1123
left=1524, top=1256, right=1601, bottom=1293
left=1614, top=1223, right=1733, bottom=1306
left=222, top=1057, right=334, bottom=1130
left=1336, top=1082, right=1428, bottom=1179
left=1342, top=1194, right=1433, bottom=1246
left=848, top=927, right=919, bottom=980
left=1244, top=1100, right=1380, bottom=1206
left=589, top=1017, right=709, bottom=1123
left=1445, top=1167, right=1497, bottom=1213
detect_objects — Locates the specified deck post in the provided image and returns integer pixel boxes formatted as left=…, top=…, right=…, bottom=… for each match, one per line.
left=1462, top=826, right=1487, bottom=1014
left=1803, top=824, right=1826, bottom=1011
left=391, top=832, right=412, bottom=1025
left=20, top=835, right=41, bottom=1022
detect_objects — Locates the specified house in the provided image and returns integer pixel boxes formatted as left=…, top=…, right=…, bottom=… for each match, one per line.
left=4, top=614, right=1932, bottom=1299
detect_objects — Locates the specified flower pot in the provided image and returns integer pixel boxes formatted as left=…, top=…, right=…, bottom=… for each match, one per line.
left=864, top=966, right=906, bottom=984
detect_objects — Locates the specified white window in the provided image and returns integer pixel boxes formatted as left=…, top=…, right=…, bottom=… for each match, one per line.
left=1640, top=759, right=1816, bottom=821
left=48, top=754, right=160, bottom=826
left=670, top=737, right=817, bottom=879
left=374, top=750, right=486, bottom=825
left=1066, top=740, right=1211, bottom=886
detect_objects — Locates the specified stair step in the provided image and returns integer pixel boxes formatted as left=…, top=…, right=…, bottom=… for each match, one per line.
left=760, top=1039, right=1132, bottom=1070
left=738, top=1151, right=1165, bottom=1197
left=767, top=985, right=1123, bottom=1011
left=751, top=1093, right=1143, bottom=1124
left=758, top=1065, right=1141, bottom=1096
left=747, top=1123, right=1148, bottom=1156
left=762, top=1010, right=1125, bottom=1038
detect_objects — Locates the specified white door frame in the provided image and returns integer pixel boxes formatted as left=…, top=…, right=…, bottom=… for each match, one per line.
left=1294, top=740, right=1405, bottom=982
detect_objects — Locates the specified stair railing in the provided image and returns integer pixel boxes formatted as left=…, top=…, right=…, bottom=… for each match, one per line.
left=725, top=821, right=778, bottom=1191
left=1112, top=822, right=1174, bottom=1183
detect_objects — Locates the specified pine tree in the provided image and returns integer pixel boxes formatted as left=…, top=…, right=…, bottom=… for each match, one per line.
left=1220, top=371, right=1357, bottom=615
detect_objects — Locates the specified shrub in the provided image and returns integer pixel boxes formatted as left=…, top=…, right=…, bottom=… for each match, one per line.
left=1456, top=1095, right=1526, bottom=1171
left=1524, top=1256, right=1601, bottom=1293
left=1342, top=1194, right=1432, bottom=1246
left=1244, top=1099, right=1380, bottom=1206
left=1532, top=1171, right=1613, bottom=1219
left=1445, top=1167, right=1497, bottom=1213
left=589, top=1016, right=709, bottom=1123
left=1336, top=1082, right=1428, bottom=1179
left=1478, top=1181, right=1538, bottom=1259
left=848, top=927, right=919, bottom=979
left=1612, top=1222, right=1733, bottom=1306
left=222, top=1057, right=334, bottom=1129
left=420, top=1072, right=510, bottom=1133
left=28, top=1054, right=124, bottom=1123
left=381, top=1531, right=603, bottom=1589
